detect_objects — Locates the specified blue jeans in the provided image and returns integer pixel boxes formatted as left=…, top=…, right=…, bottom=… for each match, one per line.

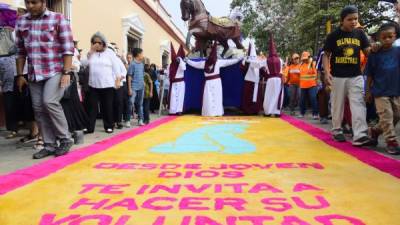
left=300, top=86, right=318, bottom=116
left=128, top=89, right=144, bottom=121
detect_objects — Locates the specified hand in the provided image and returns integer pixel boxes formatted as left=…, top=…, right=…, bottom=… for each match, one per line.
left=128, top=89, right=133, bottom=96
left=16, top=76, right=28, bottom=93
left=115, top=79, right=121, bottom=89
left=325, top=73, right=333, bottom=87
left=60, top=75, right=71, bottom=88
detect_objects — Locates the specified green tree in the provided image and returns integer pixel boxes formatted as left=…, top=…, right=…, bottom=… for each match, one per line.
left=231, top=0, right=397, bottom=57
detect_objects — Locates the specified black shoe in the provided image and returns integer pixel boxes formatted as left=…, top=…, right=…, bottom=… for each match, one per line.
left=116, top=123, right=124, bottom=129
left=55, top=139, right=73, bottom=157
left=353, top=136, right=375, bottom=147
left=333, top=133, right=346, bottom=142
left=33, top=149, right=54, bottom=159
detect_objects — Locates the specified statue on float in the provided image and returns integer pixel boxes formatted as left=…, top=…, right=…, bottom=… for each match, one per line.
left=180, top=0, right=244, bottom=57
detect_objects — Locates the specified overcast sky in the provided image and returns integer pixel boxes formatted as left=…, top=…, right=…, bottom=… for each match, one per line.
left=161, top=0, right=233, bottom=34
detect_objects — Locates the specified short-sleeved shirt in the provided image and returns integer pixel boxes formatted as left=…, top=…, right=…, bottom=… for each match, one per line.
left=127, top=60, right=144, bottom=91
left=15, top=10, right=74, bottom=82
left=323, top=28, right=370, bottom=78
left=366, top=47, right=400, bottom=97
left=144, top=72, right=152, bottom=98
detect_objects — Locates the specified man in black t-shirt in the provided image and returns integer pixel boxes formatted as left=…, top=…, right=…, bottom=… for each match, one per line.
left=322, top=5, right=376, bottom=147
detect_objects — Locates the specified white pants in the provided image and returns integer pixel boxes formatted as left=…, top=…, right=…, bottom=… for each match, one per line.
left=331, top=76, right=368, bottom=140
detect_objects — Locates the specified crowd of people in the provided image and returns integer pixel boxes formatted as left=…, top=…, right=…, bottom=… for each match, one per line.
left=0, top=1, right=168, bottom=159
left=0, top=2, right=399, bottom=159
left=280, top=5, right=400, bottom=155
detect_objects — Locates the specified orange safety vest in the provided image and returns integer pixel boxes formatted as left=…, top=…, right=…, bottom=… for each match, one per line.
left=287, top=64, right=301, bottom=85
left=299, top=62, right=317, bottom=89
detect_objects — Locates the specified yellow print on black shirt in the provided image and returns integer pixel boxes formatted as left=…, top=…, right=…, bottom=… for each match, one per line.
left=335, top=38, right=360, bottom=65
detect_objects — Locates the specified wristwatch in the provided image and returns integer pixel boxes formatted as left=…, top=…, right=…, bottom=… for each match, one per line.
left=62, top=70, right=74, bottom=76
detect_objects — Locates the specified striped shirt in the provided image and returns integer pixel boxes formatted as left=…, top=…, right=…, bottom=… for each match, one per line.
left=15, top=9, right=74, bottom=82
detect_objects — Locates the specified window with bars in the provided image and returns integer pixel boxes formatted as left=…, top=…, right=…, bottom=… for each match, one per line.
left=46, top=0, right=71, bottom=20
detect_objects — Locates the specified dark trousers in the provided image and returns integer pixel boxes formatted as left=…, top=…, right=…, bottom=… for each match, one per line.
left=300, top=86, right=318, bottom=116
left=87, top=87, right=114, bottom=132
left=122, top=82, right=130, bottom=122
left=113, top=87, right=124, bottom=124
left=143, top=98, right=151, bottom=123
left=318, top=88, right=330, bottom=118
left=3, top=91, right=18, bottom=132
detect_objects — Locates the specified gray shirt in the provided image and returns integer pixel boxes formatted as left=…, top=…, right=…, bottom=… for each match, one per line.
left=127, top=60, right=145, bottom=91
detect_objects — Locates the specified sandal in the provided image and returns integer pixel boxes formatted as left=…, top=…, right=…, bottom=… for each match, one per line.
left=33, top=137, right=44, bottom=151
left=20, top=134, right=39, bottom=144
left=6, top=131, right=18, bottom=139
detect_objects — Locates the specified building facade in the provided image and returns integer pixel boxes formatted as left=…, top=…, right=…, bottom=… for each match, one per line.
left=3, top=0, right=186, bottom=67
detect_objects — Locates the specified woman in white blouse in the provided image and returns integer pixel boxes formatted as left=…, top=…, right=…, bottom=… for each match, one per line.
left=85, top=32, right=123, bottom=134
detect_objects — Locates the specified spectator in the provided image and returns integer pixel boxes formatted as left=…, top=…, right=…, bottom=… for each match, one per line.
left=85, top=32, right=123, bottom=134
left=299, top=51, right=318, bottom=119
left=15, top=0, right=74, bottom=159
left=286, top=53, right=301, bottom=116
left=149, top=64, right=160, bottom=113
left=322, top=5, right=375, bottom=146
left=143, top=64, right=154, bottom=124
left=316, top=49, right=330, bottom=124
left=108, top=44, right=127, bottom=130
left=123, top=53, right=133, bottom=127
left=127, top=48, right=145, bottom=126
left=366, top=23, right=400, bottom=155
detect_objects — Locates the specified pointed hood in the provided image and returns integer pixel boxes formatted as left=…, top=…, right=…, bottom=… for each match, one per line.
left=267, top=34, right=281, bottom=76
left=169, top=43, right=179, bottom=79
left=177, top=44, right=185, bottom=59
left=205, top=42, right=218, bottom=73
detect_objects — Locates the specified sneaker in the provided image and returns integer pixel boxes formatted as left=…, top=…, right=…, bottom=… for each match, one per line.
left=125, top=121, right=131, bottom=128
left=368, top=127, right=381, bottom=147
left=386, top=140, right=400, bottom=155
left=33, top=149, right=54, bottom=159
left=320, top=118, right=329, bottom=124
left=138, top=120, right=144, bottom=126
left=353, top=136, right=375, bottom=147
left=105, top=128, right=114, bottom=134
left=297, top=114, right=304, bottom=118
left=312, top=115, right=319, bottom=120
left=116, top=123, right=124, bottom=129
left=55, top=138, right=73, bottom=157
left=333, top=133, right=346, bottom=142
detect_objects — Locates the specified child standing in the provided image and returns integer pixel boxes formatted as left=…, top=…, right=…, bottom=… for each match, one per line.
left=323, top=5, right=375, bottom=146
left=127, top=48, right=145, bottom=126
left=366, top=23, right=400, bottom=155
left=143, top=64, right=153, bottom=125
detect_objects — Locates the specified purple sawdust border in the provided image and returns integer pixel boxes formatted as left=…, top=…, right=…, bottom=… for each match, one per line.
left=281, top=115, right=400, bottom=179
left=0, top=116, right=177, bottom=195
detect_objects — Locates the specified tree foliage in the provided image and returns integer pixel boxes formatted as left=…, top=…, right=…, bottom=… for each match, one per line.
left=231, top=0, right=398, bottom=57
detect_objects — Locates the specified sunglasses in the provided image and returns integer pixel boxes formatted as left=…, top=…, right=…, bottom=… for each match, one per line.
left=92, top=42, right=103, bottom=45
left=293, top=57, right=300, bottom=60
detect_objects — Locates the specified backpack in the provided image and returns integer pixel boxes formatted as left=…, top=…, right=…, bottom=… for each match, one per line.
left=0, top=28, right=17, bottom=57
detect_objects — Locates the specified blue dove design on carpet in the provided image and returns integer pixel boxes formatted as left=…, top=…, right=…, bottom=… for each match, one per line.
left=150, top=123, right=256, bottom=154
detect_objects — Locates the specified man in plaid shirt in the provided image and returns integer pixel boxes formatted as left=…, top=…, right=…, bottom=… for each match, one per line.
left=15, top=0, right=74, bottom=159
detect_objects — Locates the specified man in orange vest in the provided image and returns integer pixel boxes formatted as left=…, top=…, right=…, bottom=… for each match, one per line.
left=299, top=51, right=319, bottom=119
